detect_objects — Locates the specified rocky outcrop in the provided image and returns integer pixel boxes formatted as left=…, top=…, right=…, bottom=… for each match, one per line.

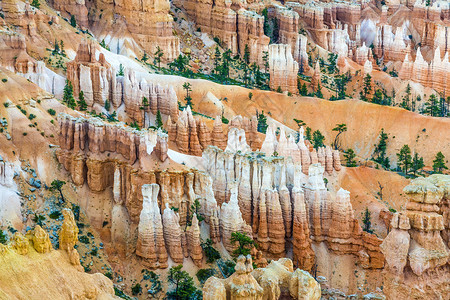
left=153, top=130, right=168, bottom=162
left=203, top=255, right=264, bottom=300
left=203, top=146, right=382, bottom=268
left=260, top=125, right=341, bottom=175
left=399, top=48, right=450, bottom=96
left=162, top=203, right=184, bottom=264
left=59, top=209, right=83, bottom=269
left=66, top=43, right=179, bottom=126
left=252, top=258, right=321, bottom=300
left=0, top=221, right=116, bottom=299
left=225, top=127, right=251, bottom=153
left=32, top=225, right=52, bottom=254
left=269, top=44, right=299, bottom=94
left=50, top=0, right=180, bottom=60
left=204, top=256, right=321, bottom=300
left=136, top=184, right=169, bottom=269
left=381, top=176, right=450, bottom=277
left=186, top=213, right=203, bottom=267
left=381, top=175, right=450, bottom=299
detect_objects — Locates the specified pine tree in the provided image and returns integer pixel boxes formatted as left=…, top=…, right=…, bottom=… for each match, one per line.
left=104, top=100, right=110, bottom=111
left=397, top=144, right=412, bottom=175
left=63, top=80, right=76, bottom=109
left=411, top=152, right=424, bottom=177
left=153, top=46, right=164, bottom=68
left=305, top=126, right=312, bottom=141
left=182, top=82, right=193, bottom=109
left=70, top=15, right=77, bottom=28
left=117, top=64, right=124, bottom=76
left=433, top=151, right=448, bottom=173
left=373, top=128, right=390, bottom=169
left=299, top=83, right=308, bottom=96
left=257, top=111, right=268, bottom=134
left=312, top=130, right=325, bottom=149
left=332, top=123, right=347, bottom=150
left=167, top=265, right=201, bottom=299
left=243, top=44, right=250, bottom=65
left=262, top=51, right=269, bottom=73
left=142, top=52, right=149, bottom=63
left=315, top=83, right=323, bottom=98
left=361, top=74, right=372, bottom=101
left=77, top=91, right=87, bottom=111
left=156, top=110, right=163, bottom=129
left=344, top=148, right=357, bottom=167
left=423, top=94, right=440, bottom=117
left=362, top=208, right=373, bottom=234
left=213, top=46, right=221, bottom=75
left=31, top=0, right=40, bottom=9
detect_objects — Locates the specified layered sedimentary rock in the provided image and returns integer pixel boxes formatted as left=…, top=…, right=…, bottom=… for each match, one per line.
left=203, top=255, right=264, bottom=300
left=252, top=258, right=321, bottom=300
left=269, top=44, right=299, bottom=94
left=153, top=130, right=168, bottom=162
left=186, top=213, right=203, bottom=267
left=59, top=209, right=83, bottom=268
left=204, top=256, right=321, bottom=300
left=260, top=124, right=341, bottom=175
left=220, top=181, right=253, bottom=252
left=203, top=146, right=383, bottom=268
left=49, top=0, right=180, bottom=60
left=162, top=203, right=184, bottom=264
left=225, top=127, right=251, bottom=153
left=381, top=175, right=450, bottom=299
left=0, top=220, right=116, bottom=299
left=136, top=184, right=169, bottom=268
left=399, top=48, right=450, bottom=95
left=66, top=42, right=179, bottom=126
left=381, top=176, right=450, bottom=276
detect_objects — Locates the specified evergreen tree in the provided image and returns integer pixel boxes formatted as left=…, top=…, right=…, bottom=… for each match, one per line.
left=0, top=230, right=7, bottom=244
left=31, top=0, right=40, bottom=9
left=63, top=80, right=76, bottom=109
left=142, top=52, right=148, bottom=63
left=361, top=74, right=372, bottom=101
left=400, top=83, right=411, bottom=110
left=243, top=44, right=250, bottom=65
left=315, top=83, right=323, bottom=98
left=70, top=15, right=77, bottom=27
left=312, top=130, right=325, bottom=149
left=262, top=51, right=269, bottom=73
left=344, top=148, right=357, bottom=167
left=153, top=46, right=164, bottom=68
left=104, top=100, right=110, bottom=111
left=230, top=232, right=255, bottom=258
left=77, top=91, right=87, bottom=111
left=331, top=123, right=347, bottom=150
left=117, top=64, right=124, bottom=76
left=276, top=86, right=283, bottom=93
left=52, top=39, right=60, bottom=55
left=182, top=82, right=193, bottom=109
left=305, top=126, right=312, bottom=141
left=411, top=152, right=424, bottom=177
left=167, top=265, right=201, bottom=300
left=423, top=94, right=440, bottom=117
left=60, top=40, right=66, bottom=57
left=299, top=82, right=308, bottom=96
left=397, top=144, right=412, bottom=175
left=213, top=46, right=221, bottom=74
left=201, top=239, right=221, bottom=263
left=169, top=54, right=190, bottom=73
left=257, top=111, right=268, bottom=134
left=362, top=208, right=373, bottom=234
left=433, top=151, right=448, bottom=173
left=372, top=128, right=390, bottom=169
left=372, top=89, right=383, bottom=105
left=327, top=53, right=338, bottom=74
left=155, top=110, right=163, bottom=129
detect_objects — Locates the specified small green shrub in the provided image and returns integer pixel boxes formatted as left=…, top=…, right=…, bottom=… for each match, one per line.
left=49, top=211, right=62, bottom=219
left=3, top=102, right=9, bottom=108
left=1, top=78, right=7, bottom=83
left=78, top=235, right=89, bottom=244
left=28, top=114, right=36, bottom=120
left=131, top=283, right=142, bottom=295
left=47, top=109, right=56, bottom=116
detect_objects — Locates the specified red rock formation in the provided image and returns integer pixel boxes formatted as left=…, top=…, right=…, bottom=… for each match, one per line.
left=186, top=213, right=203, bottom=267
left=162, top=203, right=184, bottom=264
left=269, top=44, right=299, bottom=94
left=136, top=184, right=169, bottom=269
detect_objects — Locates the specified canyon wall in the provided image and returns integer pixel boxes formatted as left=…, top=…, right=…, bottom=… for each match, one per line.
left=48, top=0, right=180, bottom=60
left=203, top=145, right=383, bottom=270
left=381, top=175, right=450, bottom=299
